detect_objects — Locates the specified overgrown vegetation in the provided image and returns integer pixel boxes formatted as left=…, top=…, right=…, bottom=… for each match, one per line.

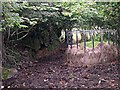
left=1, top=1, right=120, bottom=67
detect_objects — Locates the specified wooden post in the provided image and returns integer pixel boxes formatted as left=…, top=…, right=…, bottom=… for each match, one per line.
left=115, top=32, right=118, bottom=45
left=108, top=31, right=110, bottom=45
left=89, top=31, right=91, bottom=41
left=113, top=32, right=115, bottom=46
left=70, top=32, right=72, bottom=49
left=92, top=32, right=94, bottom=50
left=76, top=30, right=78, bottom=49
left=100, top=31, right=103, bottom=49
left=83, top=32, right=86, bottom=52
left=66, top=31, right=69, bottom=48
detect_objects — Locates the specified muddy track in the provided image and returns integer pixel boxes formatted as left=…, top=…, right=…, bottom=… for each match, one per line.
left=2, top=46, right=120, bottom=89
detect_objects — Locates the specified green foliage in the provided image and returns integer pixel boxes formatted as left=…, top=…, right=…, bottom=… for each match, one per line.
left=2, top=2, right=120, bottom=57
left=1, top=1, right=120, bottom=69
left=81, top=41, right=100, bottom=48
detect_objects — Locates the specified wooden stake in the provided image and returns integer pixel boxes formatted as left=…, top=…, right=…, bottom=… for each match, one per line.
left=76, top=31, right=78, bottom=49
left=108, top=31, right=110, bottom=45
left=66, top=31, right=69, bottom=48
left=83, top=32, right=86, bottom=52
left=100, top=31, right=103, bottom=49
left=113, top=32, right=115, bottom=45
left=92, top=32, right=94, bottom=50
left=70, top=32, right=72, bottom=49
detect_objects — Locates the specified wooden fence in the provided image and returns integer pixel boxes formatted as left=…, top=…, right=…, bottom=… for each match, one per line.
left=66, top=29, right=117, bottom=52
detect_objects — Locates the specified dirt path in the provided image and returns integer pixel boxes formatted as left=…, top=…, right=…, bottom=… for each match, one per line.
left=2, top=47, right=120, bottom=89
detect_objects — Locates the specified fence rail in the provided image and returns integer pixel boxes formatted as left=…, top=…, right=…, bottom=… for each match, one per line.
left=66, top=29, right=117, bottom=52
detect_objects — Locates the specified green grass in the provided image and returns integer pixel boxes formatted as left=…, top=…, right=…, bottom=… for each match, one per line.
left=81, top=41, right=100, bottom=48
left=81, top=40, right=113, bottom=48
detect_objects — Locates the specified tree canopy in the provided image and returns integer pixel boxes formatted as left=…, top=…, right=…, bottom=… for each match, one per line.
left=1, top=1, right=120, bottom=51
